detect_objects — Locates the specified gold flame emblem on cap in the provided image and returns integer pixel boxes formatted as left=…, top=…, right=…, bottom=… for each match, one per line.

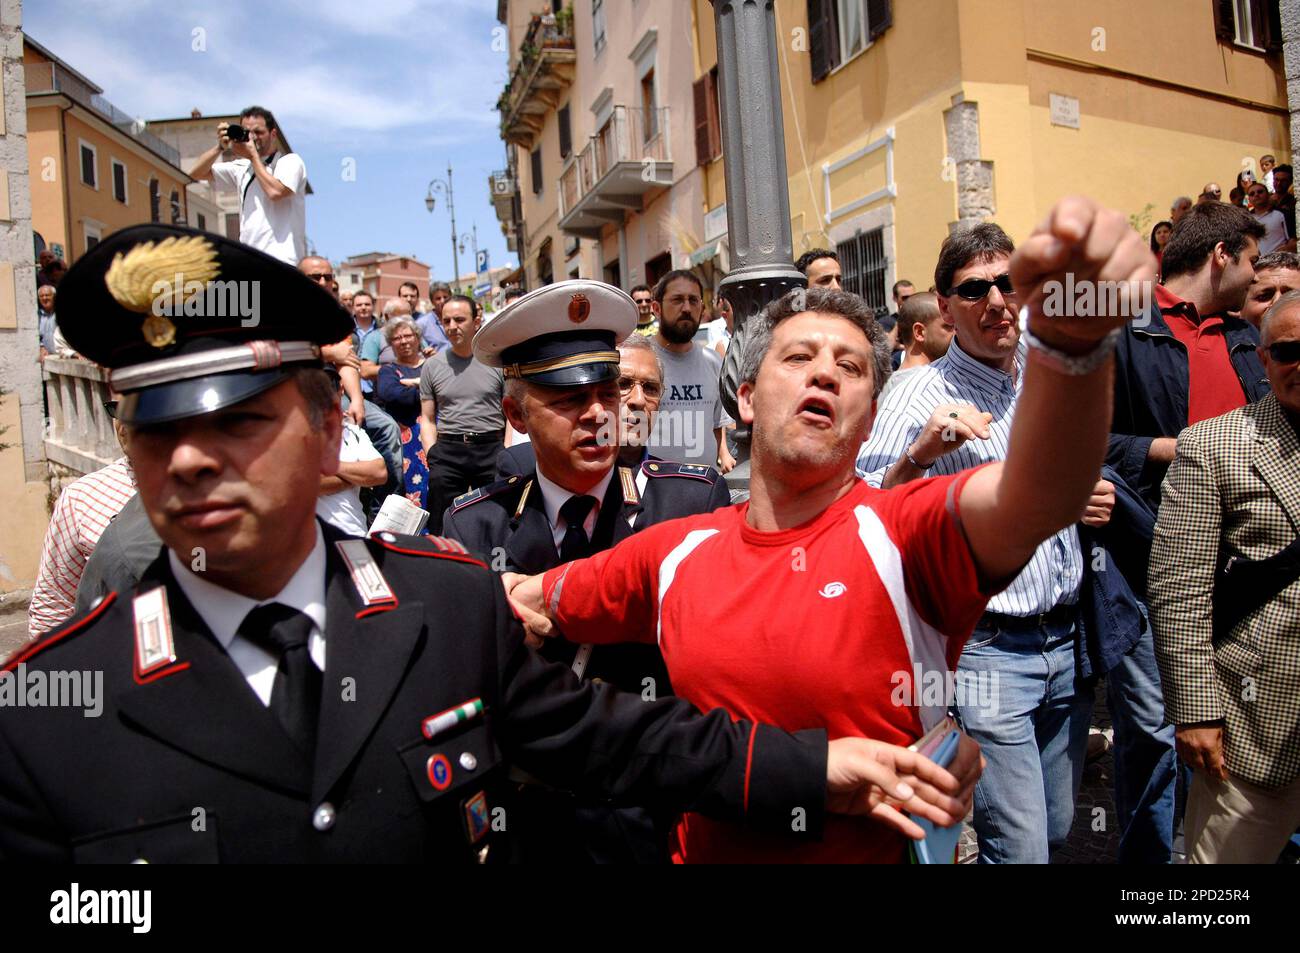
left=568, top=293, right=591, bottom=324
left=104, top=236, right=221, bottom=347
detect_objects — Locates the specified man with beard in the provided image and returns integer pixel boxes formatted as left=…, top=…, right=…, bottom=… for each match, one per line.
left=441, top=280, right=733, bottom=862
left=649, top=270, right=735, bottom=472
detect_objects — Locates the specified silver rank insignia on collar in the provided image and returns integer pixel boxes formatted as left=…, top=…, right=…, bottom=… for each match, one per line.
left=336, top=540, right=396, bottom=607
left=133, top=586, right=177, bottom=678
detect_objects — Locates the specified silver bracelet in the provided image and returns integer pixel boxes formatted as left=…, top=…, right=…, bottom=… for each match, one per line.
left=1022, top=326, right=1121, bottom=376
left=904, top=447, right=935, bottom=471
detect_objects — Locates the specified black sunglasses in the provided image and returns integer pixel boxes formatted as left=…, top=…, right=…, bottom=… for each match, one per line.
left=947, top=273, right=1016, bottom=301
left=1266, top=340, right=1300, bottom=364
left=102, top=399, right=119, bottom=419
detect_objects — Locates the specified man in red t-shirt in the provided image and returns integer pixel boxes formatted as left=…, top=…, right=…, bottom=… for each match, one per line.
left=509, top=197, right=1156, bottom=862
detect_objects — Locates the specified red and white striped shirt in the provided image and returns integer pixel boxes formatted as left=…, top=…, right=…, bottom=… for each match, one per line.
left=28, top=457, right=137, bottom=638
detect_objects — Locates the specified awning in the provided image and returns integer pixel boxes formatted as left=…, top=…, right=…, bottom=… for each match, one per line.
left=689, top=238, right=726, bottom=268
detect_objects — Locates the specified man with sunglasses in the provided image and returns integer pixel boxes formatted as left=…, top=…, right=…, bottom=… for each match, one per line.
left=857, top=222, right=1109, bottom=863
left=1150, top=290, right=1300, bottom=863
left=629, top=284, right=657, bottom=337
left=441, top=280, right=731, bottom=862
left=298, top=259, right=403, bottom=512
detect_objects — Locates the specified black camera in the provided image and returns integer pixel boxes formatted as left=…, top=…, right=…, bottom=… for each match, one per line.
left=225, top=124, right=249, bottom=142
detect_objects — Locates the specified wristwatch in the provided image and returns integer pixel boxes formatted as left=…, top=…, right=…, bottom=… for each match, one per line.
left=1023, top=326, right=1121, bottom=376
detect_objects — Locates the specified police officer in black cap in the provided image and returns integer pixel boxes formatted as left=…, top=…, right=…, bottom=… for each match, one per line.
left=441, top=280, right=731, bottom=863
left=0, top=225, right=948, bottom=862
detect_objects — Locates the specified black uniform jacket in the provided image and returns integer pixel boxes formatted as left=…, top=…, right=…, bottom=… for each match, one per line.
left=0, top=523, right=825, bottom=863
left=440, top=460, right=730, bottom=691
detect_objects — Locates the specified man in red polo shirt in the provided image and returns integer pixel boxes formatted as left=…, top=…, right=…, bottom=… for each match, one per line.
left=1109, top=202, right=1268, bottom=506
left=508, top=196, right=1155, bottom=863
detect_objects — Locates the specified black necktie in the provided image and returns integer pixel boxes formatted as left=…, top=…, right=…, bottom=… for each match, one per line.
left=240, top=603, right=321, bottom=758
left=558, top=495, right=597, bottom=562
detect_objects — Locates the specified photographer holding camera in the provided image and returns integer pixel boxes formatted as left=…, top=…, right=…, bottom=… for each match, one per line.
left=191, top=105, right=307, bottom=264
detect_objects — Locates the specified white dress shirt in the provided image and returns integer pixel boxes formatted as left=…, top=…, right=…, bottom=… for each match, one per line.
left=168, top=526, right=328, bottom=706
left=533, top=466, right=615, bottom=553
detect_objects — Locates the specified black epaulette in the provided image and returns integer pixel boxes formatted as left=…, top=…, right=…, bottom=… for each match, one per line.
left=368, top=532, right=486, bottom=568
left=3, top=591, right=119, bottom=673
left=450, top=474, right=529, bottom=512
left=641, top=460, right=718, bottom=483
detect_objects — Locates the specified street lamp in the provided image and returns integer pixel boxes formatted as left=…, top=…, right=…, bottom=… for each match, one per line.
left=425, top=163, right=461, bottom=292
left=458, top=223, right=480, bottom=293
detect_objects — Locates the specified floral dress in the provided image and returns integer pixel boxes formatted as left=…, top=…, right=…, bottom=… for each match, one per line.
left=375, top=361, right=429, bottom=510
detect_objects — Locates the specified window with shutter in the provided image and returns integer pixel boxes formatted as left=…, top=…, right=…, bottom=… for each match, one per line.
left=1213, top=0, right=1236, bottom=41
left=693, top=77, right=711, bottom=167
left=1251, top=0, right=1282, bottom=51
left=707, top=68, right=722, bottom=160
left=79, top=143, right=97, bottom=188
left=559, top=105, right=572, bottom=159
left=808, top=0, right=839, bottom=83
left=531, top=147, right=543, bottom=195
left=867, top=0, right=892, bottom=41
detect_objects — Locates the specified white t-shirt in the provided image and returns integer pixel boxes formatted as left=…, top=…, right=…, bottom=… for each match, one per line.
left=650, top=341, right=731, bottom=467
left=210, top=151, right=307, bottom=264
left=1252, top=208, right=1290, bottom=254
left=316, top=422, right=381, bottom=537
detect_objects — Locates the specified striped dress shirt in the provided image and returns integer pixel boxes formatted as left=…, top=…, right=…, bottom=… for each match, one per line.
left=28, top=457, right=137, bottom=638
left=856, top=337, right=1082, bottom=616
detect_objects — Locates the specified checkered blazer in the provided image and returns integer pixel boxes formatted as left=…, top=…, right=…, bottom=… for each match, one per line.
left=1150, top=393, right=1300, bottom=788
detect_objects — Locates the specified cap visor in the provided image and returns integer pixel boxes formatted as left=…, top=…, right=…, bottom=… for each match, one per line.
left=117, top=368, right=295, bottom=426
left=522, top=362, right=619, bottom=388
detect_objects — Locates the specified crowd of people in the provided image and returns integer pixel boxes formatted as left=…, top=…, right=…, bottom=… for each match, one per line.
left=13, top=109, right=1299, bottom=865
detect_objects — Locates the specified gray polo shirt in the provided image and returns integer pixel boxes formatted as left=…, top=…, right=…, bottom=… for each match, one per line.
left=418, top=349, right=505, bottom=434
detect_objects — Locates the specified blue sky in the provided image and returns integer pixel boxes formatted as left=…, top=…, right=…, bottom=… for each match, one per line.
left=25, top=0, right=517, bottom=282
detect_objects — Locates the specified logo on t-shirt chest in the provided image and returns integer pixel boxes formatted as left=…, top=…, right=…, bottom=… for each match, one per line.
left=667, top=383, right=704, bottom=402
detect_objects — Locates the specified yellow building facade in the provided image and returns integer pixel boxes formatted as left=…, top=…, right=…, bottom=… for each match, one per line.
left=690, top=0, right=1287, bottom=303
left=25, top=37, right=192, bottom=266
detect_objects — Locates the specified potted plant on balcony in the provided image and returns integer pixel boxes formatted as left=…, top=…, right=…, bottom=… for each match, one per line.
left=555, top=4, right=573, bottom=37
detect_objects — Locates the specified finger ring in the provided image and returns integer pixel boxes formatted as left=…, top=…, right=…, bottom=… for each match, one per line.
left=948, top=411, right=960, bottom=419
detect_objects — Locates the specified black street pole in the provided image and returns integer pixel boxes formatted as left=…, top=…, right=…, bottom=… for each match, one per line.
left=426, top=165, right=461, bottom=291
left=709, top=0, right=806, bottom=484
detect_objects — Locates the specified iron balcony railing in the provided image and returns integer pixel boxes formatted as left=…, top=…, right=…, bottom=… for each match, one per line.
left=560, top=106, right=671, bottom=216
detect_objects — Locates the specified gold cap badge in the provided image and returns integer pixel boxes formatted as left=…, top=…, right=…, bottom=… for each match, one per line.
left=104, top=235, right=221, bottom=347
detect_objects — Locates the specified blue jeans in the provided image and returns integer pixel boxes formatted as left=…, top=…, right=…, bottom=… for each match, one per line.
left=1106, top=601, right=1177, bottom=863
left=955, top=614, right=1092, bottom=863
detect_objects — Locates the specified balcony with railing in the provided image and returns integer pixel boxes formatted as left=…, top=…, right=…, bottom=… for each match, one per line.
left=25, top=60, right=182, bottom=167
left=42, top=358, right=120, bottom=476
left=496, top=14, right=576, bottom=149
left=558, top=106, right=673, bottom=240
left=488, top=169, right=517, bottom=226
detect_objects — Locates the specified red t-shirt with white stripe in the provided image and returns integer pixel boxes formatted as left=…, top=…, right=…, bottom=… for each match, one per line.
left=543, top=469, right=992, bottom=864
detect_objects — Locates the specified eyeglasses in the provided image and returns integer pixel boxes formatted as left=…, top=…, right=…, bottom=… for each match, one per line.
left=1265, top=340, right=1300, bottom=364
left=305, top=272, right=334, bottom=284
left=102, top=399, right=119, bottom=419
left=618, top=376, right=663, bottom=400
left=947, top=273, right=1016, bottom=301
